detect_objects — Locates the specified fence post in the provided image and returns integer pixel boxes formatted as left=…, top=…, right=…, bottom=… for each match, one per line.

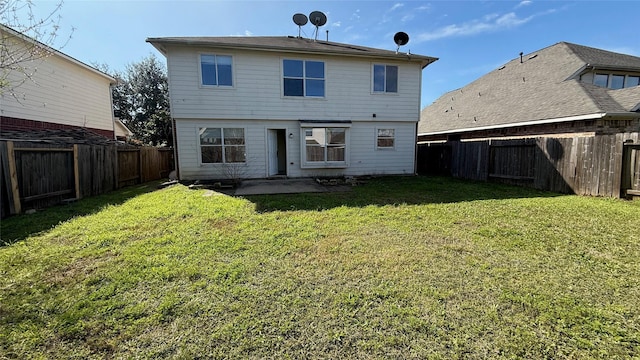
left=139, top=148, right=144, bottom=184
left=73, top=144, right=81, bottom=200
left=114, top=147, right=120, bottom=189
left=6, top=141, right=22, bottom=214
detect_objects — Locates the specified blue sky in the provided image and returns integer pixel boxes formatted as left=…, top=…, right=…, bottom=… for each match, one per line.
left=19, top=0, right=640, bottom=108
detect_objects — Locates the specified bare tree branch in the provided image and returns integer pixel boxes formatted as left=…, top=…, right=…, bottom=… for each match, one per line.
left=0, top=0, right=74, bottom=97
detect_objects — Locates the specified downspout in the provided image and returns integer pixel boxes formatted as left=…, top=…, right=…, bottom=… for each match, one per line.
left=109, top=83, right=117, bottom=140
left=172, top=117, right=179, bottom=180
left=414, top=121, right=419, bottom=175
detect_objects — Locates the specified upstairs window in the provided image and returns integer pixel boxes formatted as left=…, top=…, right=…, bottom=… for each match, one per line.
left=200, top=54, right=233, bottom=87
left=625, top=76, right=640, bottom=87
left=283, top=59, right=325, bottom=97
left=611, top=75, right=625, bottom=89
left=594, top=73, right=608, bottom=88
left=593, top=73, right=640, bottom=89
left=373, top=64, right=398, bottom=93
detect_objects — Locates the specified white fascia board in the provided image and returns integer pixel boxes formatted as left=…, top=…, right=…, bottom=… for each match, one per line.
left=418, top=113, right=609, bottom=137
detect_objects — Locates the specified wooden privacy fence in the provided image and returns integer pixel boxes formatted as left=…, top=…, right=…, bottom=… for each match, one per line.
left=622, top=142, right=640, bottom=198
left=1, top=141, right=174, bottom=217
left=117, top=147, right=174, bottom=188
left=417, top=134, right=640, bottom=198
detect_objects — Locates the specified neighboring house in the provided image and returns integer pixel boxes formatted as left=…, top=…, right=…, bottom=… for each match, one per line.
left=147, top=35, right=437, bottom=180
left=418, top=42, right=640, bottom=142
left=1, top=24, right=122, bottom=140
left=114, top=118, right=133, bottom=141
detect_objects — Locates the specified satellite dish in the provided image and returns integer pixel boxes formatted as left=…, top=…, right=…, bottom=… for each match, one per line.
left=293, top=13, right=308, bottom=37
left=394, top=32, right=409, bottom=46
left=393, top=31, right=409, bottom=53
left=309, top=11, right=327, bottom=41
left=309, top=11, right=327, bottom=27
left=293, top=13, right=308, bottom=26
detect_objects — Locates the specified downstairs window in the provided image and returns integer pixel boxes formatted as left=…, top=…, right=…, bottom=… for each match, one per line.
left=302, top=127, right=347, bottom=166
left=199, top=127, right=245, bottom=164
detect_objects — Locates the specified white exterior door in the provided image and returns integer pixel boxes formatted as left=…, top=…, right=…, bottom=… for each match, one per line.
left=268, top=129, right=279, bottom=176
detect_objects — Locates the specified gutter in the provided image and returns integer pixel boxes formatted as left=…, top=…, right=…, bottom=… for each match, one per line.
left=146, top=38, right=438, bottom=68
left=417, top=112, right=636, bottom=137
left=584, top=63, right=640, bottom=72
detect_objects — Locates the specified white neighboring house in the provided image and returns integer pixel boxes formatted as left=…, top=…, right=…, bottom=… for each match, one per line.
left=147, top=35, right=437, bottom=180
left=1, top=24, right=123, bottom=140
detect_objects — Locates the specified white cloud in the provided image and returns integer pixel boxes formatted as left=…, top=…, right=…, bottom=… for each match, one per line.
left=516, top=1, right=533, bottom=8
left=401, top=14, right=414, bottom=22
left=380, top=2, right=405, bottom=24
left=244, top=30, right=253, bottom=36
left=389, top=3, right=404, bottom=12
left=483, top=13, right=499, bottom=22
left=496, top=12, right=532, bottom=27
left=332, top=21, right=341, bottom=27
left=416, top=5, right=430, bottom=11
left=351, top=9, right=361, bottom=21
left=415, top=10, right=550, bottom=42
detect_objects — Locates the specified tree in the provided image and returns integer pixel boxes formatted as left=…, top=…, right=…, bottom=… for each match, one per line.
left=0, top=0, right=74, bottom=95
left=97, top=55, right=172, bottom=147
left=126, top=55, right=172, bottom=146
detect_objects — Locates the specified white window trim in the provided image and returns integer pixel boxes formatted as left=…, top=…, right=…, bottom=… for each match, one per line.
left=371, top=63, right=400, bottom=95
left=198, top=53, right=236, bottom=89
left=281, top=58, right=327, bottom=99
left=376, top=127, right=396, bottom=150
left=300, top=123, right=350, bottom=169
left=197, top=127, right=247, bottom=166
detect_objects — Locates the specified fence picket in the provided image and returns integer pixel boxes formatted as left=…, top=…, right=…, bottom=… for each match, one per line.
left=0, top=142, right=174, bottom=217
left=418, top=134, right=640, bottom=198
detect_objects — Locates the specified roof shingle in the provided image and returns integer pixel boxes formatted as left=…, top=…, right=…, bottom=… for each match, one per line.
left=419, top=42, right=640, bottom=135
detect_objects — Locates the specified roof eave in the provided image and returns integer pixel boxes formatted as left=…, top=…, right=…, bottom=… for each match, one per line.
left=146, top=37, right=437, bottom=66
left=417, top=112, right=640, bottom=137
left=585, top=64, right=640, bottom=73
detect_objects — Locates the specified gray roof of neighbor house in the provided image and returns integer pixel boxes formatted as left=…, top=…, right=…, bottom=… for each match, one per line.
left=419, top=42, right=640, bottom=136
left=146, top=36, right=438, bottom=68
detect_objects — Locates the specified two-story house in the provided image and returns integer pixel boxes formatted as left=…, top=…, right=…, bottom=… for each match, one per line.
left=147, top=36, right=437, bottom=180
left=419, top=42, right=640, bottom=142
left=0, top=24, right=125, bottom=140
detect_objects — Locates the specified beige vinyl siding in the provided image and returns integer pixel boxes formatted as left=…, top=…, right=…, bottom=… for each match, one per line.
left=165, top=45, right=422, bottom=122
left=176, top=119, right=416, bottom=180
left=167, top=43, right=422, bottom=180
left=176, top=119, right=285, bottom=180
left=1, top=38, right=114, bottom=131
left=339, top=121, right=416, bottom=176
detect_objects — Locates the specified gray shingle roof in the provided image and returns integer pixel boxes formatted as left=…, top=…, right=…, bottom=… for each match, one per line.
left=419, top=42, right=640, bottom=135
left=0, top=128, right=122, bottom=146
left=565, top=42, right=640, bottom=69
left=147, top=36, right=437, bottom=68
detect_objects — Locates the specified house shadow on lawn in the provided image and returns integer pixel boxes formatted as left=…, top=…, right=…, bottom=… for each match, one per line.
left=0, top=182, right=163, bottom=246
left=246, top=176, right=561, bottom=213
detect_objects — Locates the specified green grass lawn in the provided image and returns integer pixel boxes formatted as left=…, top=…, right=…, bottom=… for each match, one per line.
left=1, top=177, right=639, bottom=359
